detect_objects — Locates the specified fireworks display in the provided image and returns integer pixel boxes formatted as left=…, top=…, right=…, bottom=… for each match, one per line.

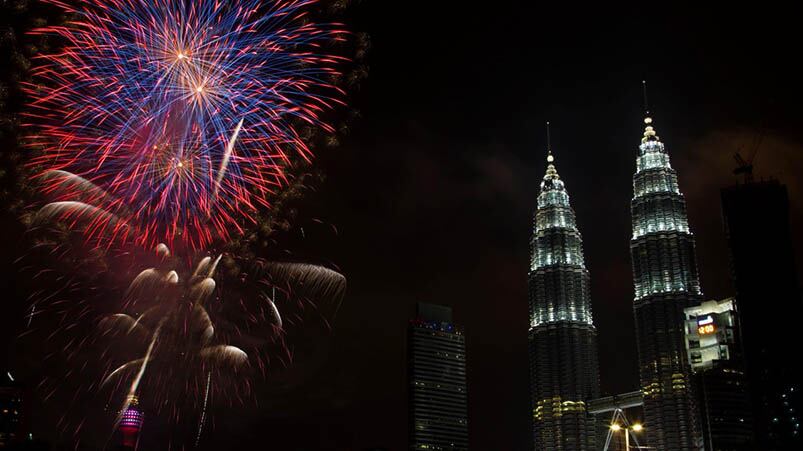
left=25, top=0, right=347, bottom=250
left=14, top=0, right=356, bottom=447
left=22, top=206, right=347, bottom=446
left=94, top=243, right=345, bottom=435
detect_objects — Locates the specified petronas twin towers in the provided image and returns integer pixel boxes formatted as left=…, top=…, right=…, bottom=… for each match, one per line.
left=528, top=149, right=600, bottom=450
left=528, top=111, right=703, bottom=450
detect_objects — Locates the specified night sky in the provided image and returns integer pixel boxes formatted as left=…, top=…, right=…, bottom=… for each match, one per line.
left=3, top=1, right=803, bottom=450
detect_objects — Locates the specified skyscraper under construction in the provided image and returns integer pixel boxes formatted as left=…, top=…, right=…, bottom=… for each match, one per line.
left=629, top=111, right=703, bottom=450
left=721, top=179, right=803, bottom=449
left=528, top=140, right=600, bottom=450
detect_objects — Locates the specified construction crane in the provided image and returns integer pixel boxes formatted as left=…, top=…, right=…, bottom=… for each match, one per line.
left=733, top=130, right=764, bottom=184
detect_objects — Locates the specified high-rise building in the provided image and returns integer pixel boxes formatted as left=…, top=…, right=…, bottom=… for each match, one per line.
left=721, top=179, right=803, bottom=449
left=684, top=298, right=753, bottom=450
left=408, top=303, right=468, bottom=451
left=528, top=148, right=600, bottom=450
left=629, top=114, right=703, bottom=450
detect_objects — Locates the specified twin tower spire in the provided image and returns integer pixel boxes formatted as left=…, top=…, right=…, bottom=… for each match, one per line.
left=529, top=82, right=702, bottom=450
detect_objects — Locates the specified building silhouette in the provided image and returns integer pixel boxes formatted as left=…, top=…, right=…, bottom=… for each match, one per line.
left=721, top=179, right=803, bottom=449
left=629, top=114, right=703, bottom=450
left=528, top=146, right=600, bottom=450
left=684, top=298, right=753, bottom=450
left=408, top=303, right=468, bottom=451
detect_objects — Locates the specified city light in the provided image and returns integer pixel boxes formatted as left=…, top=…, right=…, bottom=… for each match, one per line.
left=608, top=422, right=643, bottom=451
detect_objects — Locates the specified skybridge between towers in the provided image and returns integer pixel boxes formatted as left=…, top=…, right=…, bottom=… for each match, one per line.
left=587, top=390, right=643, bottom=415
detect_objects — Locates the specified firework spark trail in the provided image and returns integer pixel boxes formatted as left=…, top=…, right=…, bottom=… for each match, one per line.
left=112, top=319, right=163, bottom=432
left=213, top=118, right=244, bottom=198
left=26, top=0, right=348, bottom=250
left=195, top=371, right=212, bottom=448
left=27, top=304, right=36, bottom=328
left=97, top=245, right=252, bottom=426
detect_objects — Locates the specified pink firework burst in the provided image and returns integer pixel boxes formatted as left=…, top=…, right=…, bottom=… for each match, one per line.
left=25, top=0, right=347, bottom=250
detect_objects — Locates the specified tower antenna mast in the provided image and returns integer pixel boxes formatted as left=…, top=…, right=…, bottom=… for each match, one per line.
left=642, top=80, right=650, bottom=116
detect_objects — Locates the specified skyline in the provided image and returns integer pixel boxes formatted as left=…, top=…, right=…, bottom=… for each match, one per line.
left=3, top=1, right=803, bottom=449
left=303, top=3, right=803, bottom=446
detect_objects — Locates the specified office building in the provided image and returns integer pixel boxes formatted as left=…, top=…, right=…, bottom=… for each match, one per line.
left=408, top=303, right=468, bottom=451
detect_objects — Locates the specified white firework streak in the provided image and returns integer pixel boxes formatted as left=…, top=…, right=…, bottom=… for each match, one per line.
left=195, top=371, right=212, bottom=448
left=213, top=118, right=244, bottom=197
left=111, top=319, right=164, bottom=432
left=27, top=303, right=36, bottom=328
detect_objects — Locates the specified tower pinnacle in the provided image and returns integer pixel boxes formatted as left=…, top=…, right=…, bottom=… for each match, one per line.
left=642, top=116, right=660, bottom=143
left=641, top=81, right=660, bottom=143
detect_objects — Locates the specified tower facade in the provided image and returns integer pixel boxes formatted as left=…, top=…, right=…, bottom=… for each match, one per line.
left=629, top=115, right=703, bottom=450
left=408, top=303, right=468, bottom=451
left=528, top=151, right=599, bottom=450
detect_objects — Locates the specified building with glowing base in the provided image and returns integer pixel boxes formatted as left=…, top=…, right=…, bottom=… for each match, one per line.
left=528, top=150, right=600, bottom=450
left=629, top=115, right=703, bottom=450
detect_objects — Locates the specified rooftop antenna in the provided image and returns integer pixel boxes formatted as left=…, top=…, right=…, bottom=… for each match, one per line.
left=546, top=121, right=554, bottom=163
left=642, top=80, right=650, bottom=117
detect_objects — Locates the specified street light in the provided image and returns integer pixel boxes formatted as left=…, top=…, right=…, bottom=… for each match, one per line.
left=609, top=423, right=643, bottom=450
